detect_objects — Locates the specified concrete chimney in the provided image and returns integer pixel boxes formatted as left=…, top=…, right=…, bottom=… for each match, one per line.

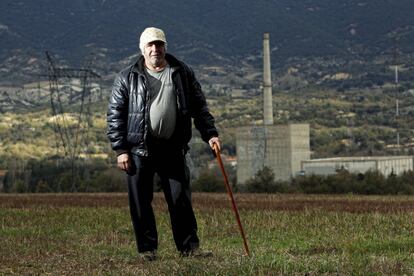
left=263, top=33, right=274, bottom=125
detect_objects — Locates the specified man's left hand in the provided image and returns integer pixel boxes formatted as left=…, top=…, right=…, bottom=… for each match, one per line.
left=208, top=136, right=221, bottom=152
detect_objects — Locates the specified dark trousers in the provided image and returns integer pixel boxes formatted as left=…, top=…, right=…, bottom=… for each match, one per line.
left=127, top=148, right=199, bottom=253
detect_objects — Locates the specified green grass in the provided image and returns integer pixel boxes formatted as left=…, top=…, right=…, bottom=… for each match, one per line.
left=1, top=194, right=414, bottom=275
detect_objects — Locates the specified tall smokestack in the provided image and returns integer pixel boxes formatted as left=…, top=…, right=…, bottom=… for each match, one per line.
left=263, top=33, right=274, bottom=125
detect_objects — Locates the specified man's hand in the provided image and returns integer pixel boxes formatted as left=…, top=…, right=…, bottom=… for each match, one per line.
left=208, top=136, right=221, bottom=152
left=117, top=153, right=131, bottom=172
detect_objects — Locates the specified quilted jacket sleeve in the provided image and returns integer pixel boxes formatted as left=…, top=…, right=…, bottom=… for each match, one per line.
left=106, top=72, right=129, bottom=155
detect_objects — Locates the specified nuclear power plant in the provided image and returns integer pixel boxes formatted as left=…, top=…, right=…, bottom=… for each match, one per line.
left=236, top=33, right=311, bottom=184
left=235, top=33, right=413, bottom=185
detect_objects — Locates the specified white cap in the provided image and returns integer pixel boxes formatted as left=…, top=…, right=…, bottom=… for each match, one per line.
left=139, top=27, right=167, bottom=53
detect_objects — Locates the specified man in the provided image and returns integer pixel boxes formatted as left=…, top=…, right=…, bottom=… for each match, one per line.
left=107, top=27, right=220, bottom=261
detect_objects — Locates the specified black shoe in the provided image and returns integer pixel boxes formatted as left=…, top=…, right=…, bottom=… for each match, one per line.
left=139, top=250, right=157, bottom=261
left=180, top=248, right=213, bottom=258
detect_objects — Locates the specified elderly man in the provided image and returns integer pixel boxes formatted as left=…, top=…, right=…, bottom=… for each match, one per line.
left=107, top=27, right=220, bottom=261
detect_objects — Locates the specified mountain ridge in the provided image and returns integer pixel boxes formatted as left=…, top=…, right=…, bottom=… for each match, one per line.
left=1, top=0, right=414, bottom=85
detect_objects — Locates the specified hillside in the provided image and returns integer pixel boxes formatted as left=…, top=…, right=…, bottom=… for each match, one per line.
left=1, top=0, right=414, bottom=85
left=1, top=0, right=414, bottom=189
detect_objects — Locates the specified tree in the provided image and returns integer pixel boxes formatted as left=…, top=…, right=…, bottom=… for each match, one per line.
left=245, top=166, right=281, bottom=193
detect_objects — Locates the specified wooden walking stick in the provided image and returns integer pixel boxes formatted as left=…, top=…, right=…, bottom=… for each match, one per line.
left=213, top=143, right=250, bottom=256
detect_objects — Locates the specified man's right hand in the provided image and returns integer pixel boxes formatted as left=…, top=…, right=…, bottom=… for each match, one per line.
left=117, top=153, right=131, bottom=172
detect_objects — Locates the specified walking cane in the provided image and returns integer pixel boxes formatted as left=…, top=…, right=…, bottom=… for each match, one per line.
left=213, top=143, right=250, bottom=256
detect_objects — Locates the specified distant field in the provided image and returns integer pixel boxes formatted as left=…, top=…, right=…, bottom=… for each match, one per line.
left=1, top=193, right=414, bottom=275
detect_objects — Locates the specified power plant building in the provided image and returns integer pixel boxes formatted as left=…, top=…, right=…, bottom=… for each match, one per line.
left=301, top=156, right=413, bottom=176
left=235, top=33, right=413, bottom=185
left=236, top=33, right=310, bottom=184
left=237, top=124, right=310, bottom=183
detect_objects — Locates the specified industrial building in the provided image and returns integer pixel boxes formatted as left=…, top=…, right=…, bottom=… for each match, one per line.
left=302, top=156, right=413, bottom=176
left=236, top=33, right=310, bottom=184
left=235, top=33, right=413, bottom=185
left=237, top=124, right=310, bottom=183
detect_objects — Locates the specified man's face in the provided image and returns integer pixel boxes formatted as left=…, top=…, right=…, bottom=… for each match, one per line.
left=143, top=40, right=166, bottom=68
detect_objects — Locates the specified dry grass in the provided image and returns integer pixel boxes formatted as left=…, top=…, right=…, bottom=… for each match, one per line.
left=1, top=193, right=414, bottom=275
left=2, top=193, right=414, bottom=213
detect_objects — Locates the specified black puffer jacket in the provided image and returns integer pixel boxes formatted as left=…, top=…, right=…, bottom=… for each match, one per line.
left=107, top=53, right=218, bottom=156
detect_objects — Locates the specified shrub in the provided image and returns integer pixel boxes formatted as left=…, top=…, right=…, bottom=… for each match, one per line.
left=244, top=166, right=289, bottom=193
left=361, top=170, right=386, bottom=194
left=79, top=167, right=126, bottom=192
left=192, top=169, right=225, bottom=192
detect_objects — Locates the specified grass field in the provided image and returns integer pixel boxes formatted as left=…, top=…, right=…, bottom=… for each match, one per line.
left=1, top=193, right=414, bottom=275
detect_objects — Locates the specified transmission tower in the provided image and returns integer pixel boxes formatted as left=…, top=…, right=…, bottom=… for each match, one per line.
left=45, top=51, right=100, bottom=192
